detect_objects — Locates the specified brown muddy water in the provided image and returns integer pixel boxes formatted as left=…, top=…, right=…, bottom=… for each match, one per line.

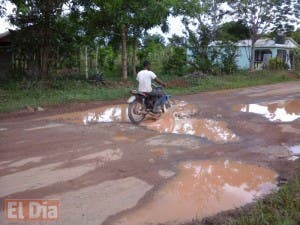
left=234, top=99, right=300, bottom=122
left=112, top=160, right=277, bottom=225
left=46, top=101, right=238, bottom=143
left=143, top=112, right=238, bottom=143
left=45, top=104, right=129, bottom=124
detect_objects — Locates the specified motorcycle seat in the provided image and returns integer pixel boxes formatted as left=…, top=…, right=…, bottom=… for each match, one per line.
left=130, top=90, right=148, bottom=97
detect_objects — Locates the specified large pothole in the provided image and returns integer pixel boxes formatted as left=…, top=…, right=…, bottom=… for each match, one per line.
left=111, top=160, right=277, bottom=225
left=234, top=98, right=300, bottom=122
left=46, top=101, right=238, bottom=143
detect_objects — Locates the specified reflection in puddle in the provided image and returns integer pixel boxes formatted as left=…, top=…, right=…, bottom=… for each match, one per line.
left=46, top=101, right=238, bottom=143
left=173, top=100, right=198, bottom=118
left=83, top=105, right=129, bottom=125
left=143, top=113, right=238, bottom=143
left=45, top=105, right=129, bottom=124
left=235, top=99, right=300, bottom=122
left=113, top=161, right=277, bottom=225
left=289, top=145, right=300, bottom=155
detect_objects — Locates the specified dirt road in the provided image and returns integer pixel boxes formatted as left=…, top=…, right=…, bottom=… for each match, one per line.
left=0, top=81, right=299, bottom=225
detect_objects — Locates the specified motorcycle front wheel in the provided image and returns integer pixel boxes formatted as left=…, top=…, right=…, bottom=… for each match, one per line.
left=128, top=99, right=146, bottom=124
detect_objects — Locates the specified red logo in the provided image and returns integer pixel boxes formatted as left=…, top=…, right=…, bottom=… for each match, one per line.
left=5, top=199, right=60, bottom=221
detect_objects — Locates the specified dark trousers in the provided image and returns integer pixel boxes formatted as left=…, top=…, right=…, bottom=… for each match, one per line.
left=146, top=89, right=163, bottom=111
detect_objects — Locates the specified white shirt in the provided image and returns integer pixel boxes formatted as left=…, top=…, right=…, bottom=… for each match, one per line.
left=136, top=70, right=157, bottom=92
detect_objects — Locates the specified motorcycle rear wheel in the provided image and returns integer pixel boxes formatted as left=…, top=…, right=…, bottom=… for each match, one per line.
left=128, top=100, right=146, bottom=124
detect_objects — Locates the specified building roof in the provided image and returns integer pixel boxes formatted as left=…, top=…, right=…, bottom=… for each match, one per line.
left=0, top=31, right=10, bottom=39
left=209, top=38, right=300, bottom=49
left=0, top=31, right=11, bottom=46
left=236, top=38, right=300, bottom=49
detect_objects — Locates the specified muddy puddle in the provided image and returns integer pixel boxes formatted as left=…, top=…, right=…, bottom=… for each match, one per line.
left=234, top=99, right=300, bottom=122
left=44, top=105, right=129, bottom=124
left=143, top=113, right=238, bottom=143
left=289, top=145, right=300, bottom=155
left=112, top=160, right=277, bottom=225
left=46, top=101, right=237, bottom=143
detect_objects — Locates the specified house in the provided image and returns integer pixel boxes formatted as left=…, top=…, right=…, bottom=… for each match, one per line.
left=187, top=37, right=300, bottom=70
left=235, top=38, right=300, bottom=70
left=0, top=31, right=12, bottom=77
left=0, top=30, right=35, bottom=77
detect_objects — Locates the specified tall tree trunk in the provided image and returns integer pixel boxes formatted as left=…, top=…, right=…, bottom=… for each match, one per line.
left=40, top=46, right=49, bottom=80
left=132, top=37, right=137, bottom=76
left=250, top=41, right=256, bottom=71
left=121, top=28, right=128, bottom=80
left=95, top=46, right=99, bottom=73
left=40, top=0, right=51, bottom=81
left=85, top=46, right=88, bottom=79
left=56, top=47, right=59, bottom=74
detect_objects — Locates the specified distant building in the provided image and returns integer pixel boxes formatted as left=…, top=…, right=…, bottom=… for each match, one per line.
left=0, top=31, right=12, bottom=77
left=187, top=37, right=300, bottom=70
left=234, top=38, right=299, bottom=70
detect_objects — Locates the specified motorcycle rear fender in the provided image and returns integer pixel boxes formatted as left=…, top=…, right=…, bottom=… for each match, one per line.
left=127, top=96, right=136, bottom=103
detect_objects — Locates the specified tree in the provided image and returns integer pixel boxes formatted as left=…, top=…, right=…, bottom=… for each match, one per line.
left=137, top=34, right=166, bottom=73
left=0, top=0, right=6, bottom=17
left=180, top=0, right=226, bottom=72
left=291, top=28, right=300, bottom=44
left=77, top=0, right=174, bottom=80
left=228, top=0, right=294, bottom=71
left=216, top=21, right=250, bottom=42
left=163, top=35, right=188, bottom=76
left=9, top=0, right=69, bottom=80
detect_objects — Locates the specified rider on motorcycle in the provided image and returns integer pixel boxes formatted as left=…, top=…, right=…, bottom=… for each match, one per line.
left=136, top=61, right=167, bottom=113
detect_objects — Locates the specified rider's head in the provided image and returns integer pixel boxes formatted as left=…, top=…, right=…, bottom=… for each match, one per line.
left=143, top=61, right=151, bottom=70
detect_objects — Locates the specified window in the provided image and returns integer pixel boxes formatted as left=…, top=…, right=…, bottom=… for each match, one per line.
left=255, top=49, right=272, bottom=62
left=277, top=49, right=287, bottom=62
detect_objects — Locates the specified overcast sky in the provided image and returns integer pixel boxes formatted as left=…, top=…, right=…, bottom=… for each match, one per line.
left=0, top=1, right=299, bottom=37
left=0, top=1, right=14, bottom=33
left=0, top=1, right=186, bottom=36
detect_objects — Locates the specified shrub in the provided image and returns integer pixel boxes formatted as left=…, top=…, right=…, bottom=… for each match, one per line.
left=268, top=57, right=289, bottom=70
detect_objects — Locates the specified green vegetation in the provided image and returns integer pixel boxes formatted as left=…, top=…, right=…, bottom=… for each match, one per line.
left=225, top=175, right=300, bottom=225
left=2, top=0, right=299, bottom=82
left=0, top=70, right=297, bottom=113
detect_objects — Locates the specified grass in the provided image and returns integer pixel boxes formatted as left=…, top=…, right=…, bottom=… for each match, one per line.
left=167, top=70, right=297, bottom=95
left=0, top=70, right=298, bottom=113
left=0, top=79, right=132, bottom=112
left=225, top=175, right=300, bottom=225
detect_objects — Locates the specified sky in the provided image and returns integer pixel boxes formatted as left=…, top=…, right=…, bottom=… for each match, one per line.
left=0, top=1, right=299, bottom=37
left=0, top=1, right=14, bottom=33
left=0, top=1, right=186, bottom=36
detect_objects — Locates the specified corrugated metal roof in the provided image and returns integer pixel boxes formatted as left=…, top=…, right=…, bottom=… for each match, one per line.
left=0, top=31, right=10, bottom=39
left=236, top=38, right=299, bottom=48
left=209, top=38, right=299, bottom=49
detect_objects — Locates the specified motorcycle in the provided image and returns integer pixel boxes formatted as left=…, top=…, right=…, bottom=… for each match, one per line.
left=127, top=84, right=172, bottom=124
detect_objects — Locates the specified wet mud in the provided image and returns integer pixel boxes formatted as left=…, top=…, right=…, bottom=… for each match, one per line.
left=143, top=113, right=238, bottom=143
left=234, top=99, right=300, bottom=122
left=112, top=160, right=277, bottom=225
left=46, top=101, right=238, bottom=143
left=45, top=104, right=129, bottom=125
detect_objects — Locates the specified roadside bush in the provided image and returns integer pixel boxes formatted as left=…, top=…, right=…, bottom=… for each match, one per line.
left=268, top=57, right=289, bottom=70
left=293, top=49, right=300, bottom=72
